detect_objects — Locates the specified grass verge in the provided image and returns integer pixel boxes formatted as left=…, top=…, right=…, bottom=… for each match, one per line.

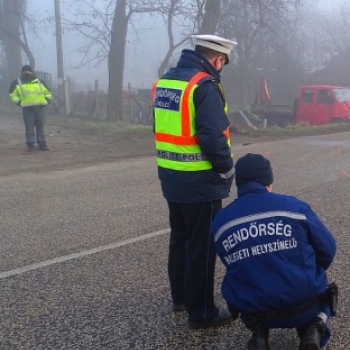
left=3, top=102, right=350, bottom=138
left=49, top=116, right=153, bottom=134
left=240, top=123, right=350, bottom=138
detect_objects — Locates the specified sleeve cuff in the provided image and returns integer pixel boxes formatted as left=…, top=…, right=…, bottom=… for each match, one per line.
left=218, top=167, right=235, bottom=180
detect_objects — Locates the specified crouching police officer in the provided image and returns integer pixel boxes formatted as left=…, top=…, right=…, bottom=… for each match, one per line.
left=211, top=153, right=337, bottom=350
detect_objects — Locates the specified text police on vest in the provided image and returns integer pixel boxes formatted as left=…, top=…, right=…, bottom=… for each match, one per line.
left=222, top=221, right=293, bottom=252
left=158, top=150, right=206, bottom=162
left=155, top=88, right=182, bottom=111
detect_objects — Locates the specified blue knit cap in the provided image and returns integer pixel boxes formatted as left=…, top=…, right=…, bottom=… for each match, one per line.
left=235, top=153, right=274, bottom=187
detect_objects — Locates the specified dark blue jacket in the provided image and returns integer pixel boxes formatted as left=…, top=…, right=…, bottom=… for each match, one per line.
left=157, top=49, right=233, bottom=203
left=211, top=182, right=336, bottom=314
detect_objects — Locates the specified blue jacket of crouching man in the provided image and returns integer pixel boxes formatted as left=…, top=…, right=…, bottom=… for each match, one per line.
left=211, top=153, right=336, bottom=348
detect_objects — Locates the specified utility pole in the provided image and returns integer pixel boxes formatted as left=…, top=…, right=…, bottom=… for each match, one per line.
left=54, top=0, right=70, bottom=116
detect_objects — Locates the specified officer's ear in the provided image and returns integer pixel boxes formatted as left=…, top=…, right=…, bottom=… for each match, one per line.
left=266, top=184, right=273, bottom=192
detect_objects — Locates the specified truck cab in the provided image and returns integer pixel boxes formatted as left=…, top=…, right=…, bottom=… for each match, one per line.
left=296, top=85, right=350, bottom=125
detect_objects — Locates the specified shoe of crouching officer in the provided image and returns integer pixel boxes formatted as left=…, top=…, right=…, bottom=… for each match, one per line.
left=247, top=329, right=270, bottom=350
left=188, top=308, right=233, bottom=329
left=298, top=318, right=326, bottom=350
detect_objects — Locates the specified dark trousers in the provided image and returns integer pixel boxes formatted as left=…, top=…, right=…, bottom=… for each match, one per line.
left=22, top=107, right=46, bottom=146
left=167, top=199, right=222, bottom=322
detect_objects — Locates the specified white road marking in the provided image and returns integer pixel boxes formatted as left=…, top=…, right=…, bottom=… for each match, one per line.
left=0, top=229, right=170, bottom=280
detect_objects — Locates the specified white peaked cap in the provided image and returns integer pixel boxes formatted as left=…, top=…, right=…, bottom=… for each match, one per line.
left=191, top=34, right=238, bottom=57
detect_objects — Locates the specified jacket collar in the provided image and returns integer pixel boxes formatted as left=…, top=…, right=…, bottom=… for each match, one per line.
left=176, top=49, right=221, bottom=80
left=237, top=182, right=269, bottom=197
left=20, top=74, right=38, bottom=83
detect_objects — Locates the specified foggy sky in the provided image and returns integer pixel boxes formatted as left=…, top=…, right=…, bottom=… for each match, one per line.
left=27, top=0, right=338, bottom=91
left=27, top=0, right=170, bottom=90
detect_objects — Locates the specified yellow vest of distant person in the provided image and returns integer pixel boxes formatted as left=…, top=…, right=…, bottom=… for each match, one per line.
left=9, top=78, right=52, bottom=107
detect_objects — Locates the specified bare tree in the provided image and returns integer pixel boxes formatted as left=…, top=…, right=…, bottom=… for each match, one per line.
left=108, top=0, right=128, bottom=122
left=199, top=0, right=221, bottom=33
left=156, top=0, right=189, bottom=78
left=295, top=1, right=350, bottom=85
left=157, top=0, right=196, bottom=78
left=220, top=0, right=302, bottom=106
left=66, top=0, right=165, bottom=121
left=63, top=0, right=114, bottom=68
left=156, top=0, right=222, bottom=78
left=316, top=1, right=350, bottom=64
left=66, top=0, right=222, bottom=120
left=108, top=0, right=168, bottom=121
left=0, top=0, right=23, bottom=80
left=0, top=0, right=36, bottom=81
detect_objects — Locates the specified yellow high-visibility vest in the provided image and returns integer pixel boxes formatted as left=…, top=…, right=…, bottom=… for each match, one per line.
left=152, top=72, right=231, bottom=171
left=9, top=78, right=52, bottom=107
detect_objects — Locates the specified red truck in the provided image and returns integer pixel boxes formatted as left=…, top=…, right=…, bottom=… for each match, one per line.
left=295, top=85, right=350, bottom=125
left=251, top=81, right=350, bottom=126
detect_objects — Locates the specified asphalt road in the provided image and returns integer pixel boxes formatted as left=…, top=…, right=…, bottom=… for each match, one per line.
left=0, top=131, right=350, bottom=349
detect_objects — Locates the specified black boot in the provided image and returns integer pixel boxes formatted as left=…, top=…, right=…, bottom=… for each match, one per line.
left=27, top=144, right=35, bottom=152
left=188, top=309, right=233, bottom=329
left=247, top=329, right=270, bottom=350
left=39, top=143, right=49, bottom=151
left=298, top=319, right=325, bottom=350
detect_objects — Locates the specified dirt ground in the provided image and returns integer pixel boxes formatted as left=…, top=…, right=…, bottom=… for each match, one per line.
left=0, top=112, right=153, bottom=177
left=0, top=111, right=272, bottom=177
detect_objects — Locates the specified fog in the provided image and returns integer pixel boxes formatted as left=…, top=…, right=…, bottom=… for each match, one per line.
left=2, top=0, right=341, bottom=98
left=25, top=0, right=342, bottom=92
left=27, top=0, right=175, bottom=89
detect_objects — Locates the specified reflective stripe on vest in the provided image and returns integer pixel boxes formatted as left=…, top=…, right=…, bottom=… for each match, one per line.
left=16, top=78, right=49, bottom=107
left=157, top=150, right=207, bottom=162
left=17, top=78, right=44, bottom=97
left=153, top=72, right=231, bottom=171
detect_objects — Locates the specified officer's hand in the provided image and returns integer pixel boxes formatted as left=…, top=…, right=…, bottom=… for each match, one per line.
left=46, top=98, right=51, bottom=105
left=16, top=101, right=21, bottom=106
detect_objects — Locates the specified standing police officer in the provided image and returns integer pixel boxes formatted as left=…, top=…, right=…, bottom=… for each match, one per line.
left=152, top=34, right=237, bottom=329
left=9, top=65, right=52, bottom=152
left=212, top=153, right=337, bottom=349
